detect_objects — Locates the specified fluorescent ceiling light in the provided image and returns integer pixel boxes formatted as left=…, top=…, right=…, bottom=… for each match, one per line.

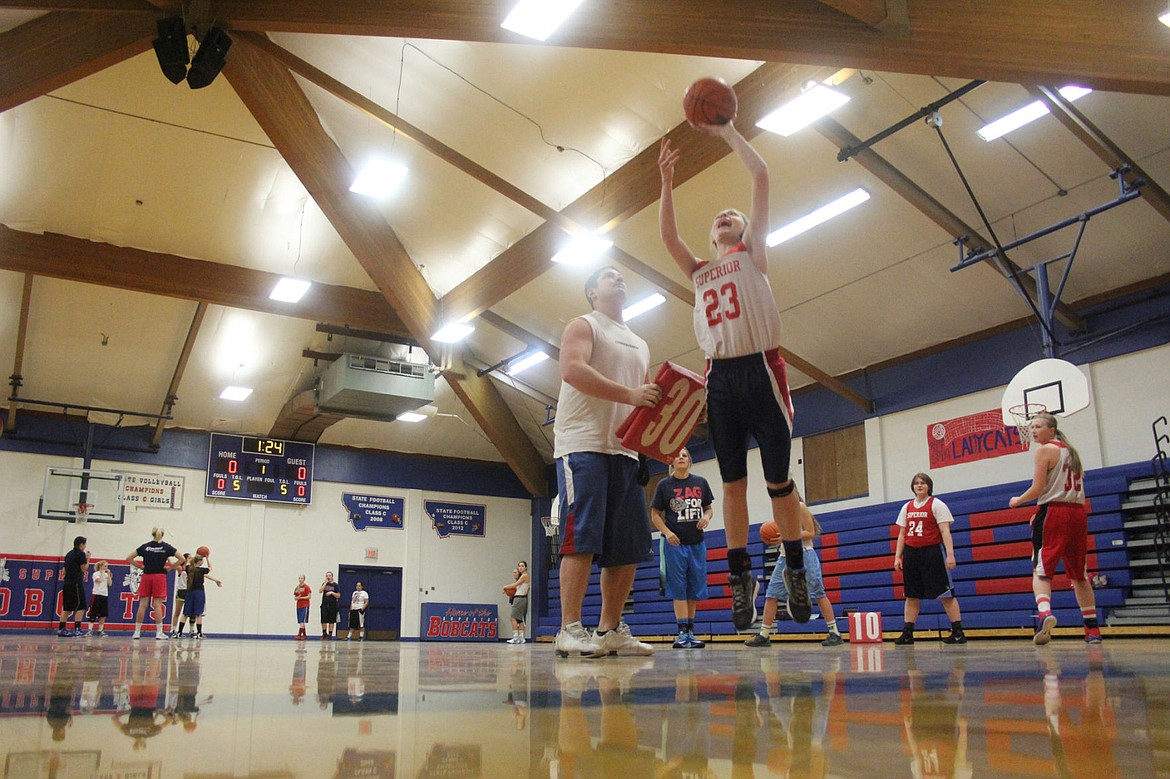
left=1161, top=9, right=1170, bottom=27
left=756, top=84, right=851, bottom=137
left=432, top=323, right=475, bottom=343
left=500, top=0, right=584, bottom=41
left=622, top=292, right=666, bottom=321
left=976, top=85, right=1092, bottom=141
left=551, top=235, right=613, bottom=265
left=269, top=277, right=311, bottom=303
left=219, top=386, right=253, bottom=401
left=350, top=159, right=408, bottom=198
left=766, top=188, right=870, bottom=247
left=507, top=351, right=550, bottom=376
left=396, top=411, right=427, bottom=423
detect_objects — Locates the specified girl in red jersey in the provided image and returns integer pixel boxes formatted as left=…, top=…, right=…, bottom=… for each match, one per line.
left=1010, top=413, right=1100, bottom=645
left=893, top=473, right=966, bottom=645
left=294, top=575, right=312, bottom=640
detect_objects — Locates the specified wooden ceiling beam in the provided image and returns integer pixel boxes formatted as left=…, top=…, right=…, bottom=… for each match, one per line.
left=812, top=116, right=1086, bottom=332
left=226, top=33, right=548, bottom=496
left=0, top=10, right=154, bottom=112
left=150, top=301, right=205, bottom=448
left=813, top=0, right=908, bottom=32
left=224, top=36, right=438, bottom=346
left=0, top=226, right=411, bottom=335
left=207, top=0, right=1170, bottom=97
left=5, top=274, right=35, bottom=433
left=1027, top=84, right=1170, bottom=227
left=479, top=311, right=560, bottom=362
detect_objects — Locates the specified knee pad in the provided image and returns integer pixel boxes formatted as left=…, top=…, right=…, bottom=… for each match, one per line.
left=767, top=480, right=795, bottom=499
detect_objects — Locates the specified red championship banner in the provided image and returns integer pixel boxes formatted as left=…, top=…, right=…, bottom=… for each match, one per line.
left=615, top=361, right=706, bottom=464
left=927, top=408, right=1024, bottom=469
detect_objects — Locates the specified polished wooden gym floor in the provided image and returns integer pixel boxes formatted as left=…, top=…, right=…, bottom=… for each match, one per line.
left=1, top=633, right=1166, bottom=777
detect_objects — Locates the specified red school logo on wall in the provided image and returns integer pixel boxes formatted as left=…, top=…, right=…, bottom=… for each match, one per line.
left=0, top=554, right=171, bottom=630
left=927, top=409, right=1024, bottom=468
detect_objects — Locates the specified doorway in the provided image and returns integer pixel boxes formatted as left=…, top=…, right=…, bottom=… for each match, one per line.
left=338, top=564, right=402, bottom=640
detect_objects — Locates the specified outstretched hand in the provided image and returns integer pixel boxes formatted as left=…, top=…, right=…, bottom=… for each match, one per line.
left=658, top=139, right=680, bottom=185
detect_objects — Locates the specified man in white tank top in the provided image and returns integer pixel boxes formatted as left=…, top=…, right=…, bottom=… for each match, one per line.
left=554, top=266, right=662, bottom=658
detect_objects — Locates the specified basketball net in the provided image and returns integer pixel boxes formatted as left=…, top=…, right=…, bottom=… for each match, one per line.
left=539, top=516, right=557, bottom=537
left=74, top=502, right=93, bottom=524
left=1008, top=403, right=1047, bottom=451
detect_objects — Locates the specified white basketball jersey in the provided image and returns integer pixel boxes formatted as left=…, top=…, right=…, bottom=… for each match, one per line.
left=691, top=244, right=783, bottom=359
left=554, top=310, right=650, bottom=459
left=1038, top=442, right=1086, bottom=504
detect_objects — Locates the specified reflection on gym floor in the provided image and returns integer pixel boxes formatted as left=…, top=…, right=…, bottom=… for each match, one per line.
left=0, top=635, right=1162, bottom=777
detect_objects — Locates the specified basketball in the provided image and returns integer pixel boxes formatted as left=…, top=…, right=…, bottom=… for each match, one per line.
left=683, top=77, right=737, bottom=127
left=197, top=545, right=210, bottom=557
left=759, top=520, right=781, bottom=546
left=503, top=583, right=518, bottom=598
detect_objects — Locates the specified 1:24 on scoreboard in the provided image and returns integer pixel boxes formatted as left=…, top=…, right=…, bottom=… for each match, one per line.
left=205, top=433, right=314, bottom=504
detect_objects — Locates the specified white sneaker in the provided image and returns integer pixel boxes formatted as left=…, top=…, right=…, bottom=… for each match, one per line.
left=592, top=622, right=653, bottom=657
left=155, top=633, right=168, bottom=641
left=555, top=621, right=597, bottom=658
left=132, top=631, right=141, bottom=640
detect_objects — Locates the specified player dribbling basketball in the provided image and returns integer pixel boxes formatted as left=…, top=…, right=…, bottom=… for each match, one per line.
left=658, top=117, right=811, bottom=632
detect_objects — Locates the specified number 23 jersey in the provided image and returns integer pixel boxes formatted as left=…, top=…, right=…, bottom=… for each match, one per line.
left=691, top=242, right=783, bottom=359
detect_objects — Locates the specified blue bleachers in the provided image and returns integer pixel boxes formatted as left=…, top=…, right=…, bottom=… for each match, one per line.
left=537, top=461, right=1152, bottom=639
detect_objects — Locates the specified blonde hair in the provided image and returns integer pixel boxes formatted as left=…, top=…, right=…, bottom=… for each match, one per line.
left=1034, top=412, right=1083, bottom=476
left=151, top=527, right=165, bottom=541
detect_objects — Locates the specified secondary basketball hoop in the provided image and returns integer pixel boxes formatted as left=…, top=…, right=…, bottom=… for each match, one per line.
left=73, top=502, right=93, bottom=524
left=1008, top=403, right=1047, bottom=450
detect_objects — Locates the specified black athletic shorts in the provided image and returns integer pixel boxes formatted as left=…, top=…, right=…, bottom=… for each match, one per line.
left=62, top=581, right=87, bottom=613
left=902, top=544, right=954, bottom=600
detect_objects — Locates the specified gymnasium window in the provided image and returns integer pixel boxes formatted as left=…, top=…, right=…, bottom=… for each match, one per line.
left=803, top=423, right=868, bottom=504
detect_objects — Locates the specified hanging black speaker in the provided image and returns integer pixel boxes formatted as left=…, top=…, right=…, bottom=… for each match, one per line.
left=186, top=27, right=233, bottom=90
left=152, top=17, right=189, bottom=85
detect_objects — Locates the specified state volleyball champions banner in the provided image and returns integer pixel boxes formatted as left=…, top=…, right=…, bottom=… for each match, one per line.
left=0, top=554, right=173, bottom=630
left=927, top=408, right=1025, bottom=468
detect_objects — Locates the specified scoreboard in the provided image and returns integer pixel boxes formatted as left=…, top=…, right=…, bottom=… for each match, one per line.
left=205, top=434, right=314, bottom=504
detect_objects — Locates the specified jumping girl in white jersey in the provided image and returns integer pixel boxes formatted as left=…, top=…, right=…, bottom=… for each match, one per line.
left=658, top=120, right=810, bottom=632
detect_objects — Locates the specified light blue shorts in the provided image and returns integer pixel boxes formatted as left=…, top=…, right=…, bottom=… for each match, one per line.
left=765, top=549, right=826, bottom=602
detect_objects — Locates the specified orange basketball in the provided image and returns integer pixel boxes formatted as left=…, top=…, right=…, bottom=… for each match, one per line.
left=503, top=583, right=518, bottom=597
left=759, top=521, right=781, bottom=546
left=196, top=545, right=210, bottom=557
left=683, top=77, right=737, bottom=127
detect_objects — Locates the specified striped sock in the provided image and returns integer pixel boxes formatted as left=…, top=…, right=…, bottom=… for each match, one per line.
left=1036, top=595, right=1052, bottom=616
left=825, top=619, right=839, bottom=635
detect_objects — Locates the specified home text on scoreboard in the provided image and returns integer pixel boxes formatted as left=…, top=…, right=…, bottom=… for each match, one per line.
left=205, top=434, right=314, bottom=504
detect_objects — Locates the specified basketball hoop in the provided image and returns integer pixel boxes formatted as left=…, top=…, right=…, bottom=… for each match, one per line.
left=539, top=516, right=557, bottom=538
left=1008, top=403, right=1047, bottom=450
left=73, top=502, right=93, bottom=524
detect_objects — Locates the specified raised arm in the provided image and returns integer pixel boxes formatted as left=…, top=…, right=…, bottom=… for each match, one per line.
left=658, top=139, right=701, bottom=277
left=713, top=122, right=770, bottom=273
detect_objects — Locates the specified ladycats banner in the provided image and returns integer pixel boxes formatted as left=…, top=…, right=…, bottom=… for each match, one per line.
left=927, top=408, right=1025, bottom=468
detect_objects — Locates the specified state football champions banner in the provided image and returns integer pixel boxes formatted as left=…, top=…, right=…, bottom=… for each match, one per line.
left=927, top=408, right=1025, bottom=468
left=420, top=602, right=498, bottom=641
left=425, top=500, right=485, bottom=538
left=344, top=493, right=405, bottom=531
left=0, top=554, right=173, bottom=630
